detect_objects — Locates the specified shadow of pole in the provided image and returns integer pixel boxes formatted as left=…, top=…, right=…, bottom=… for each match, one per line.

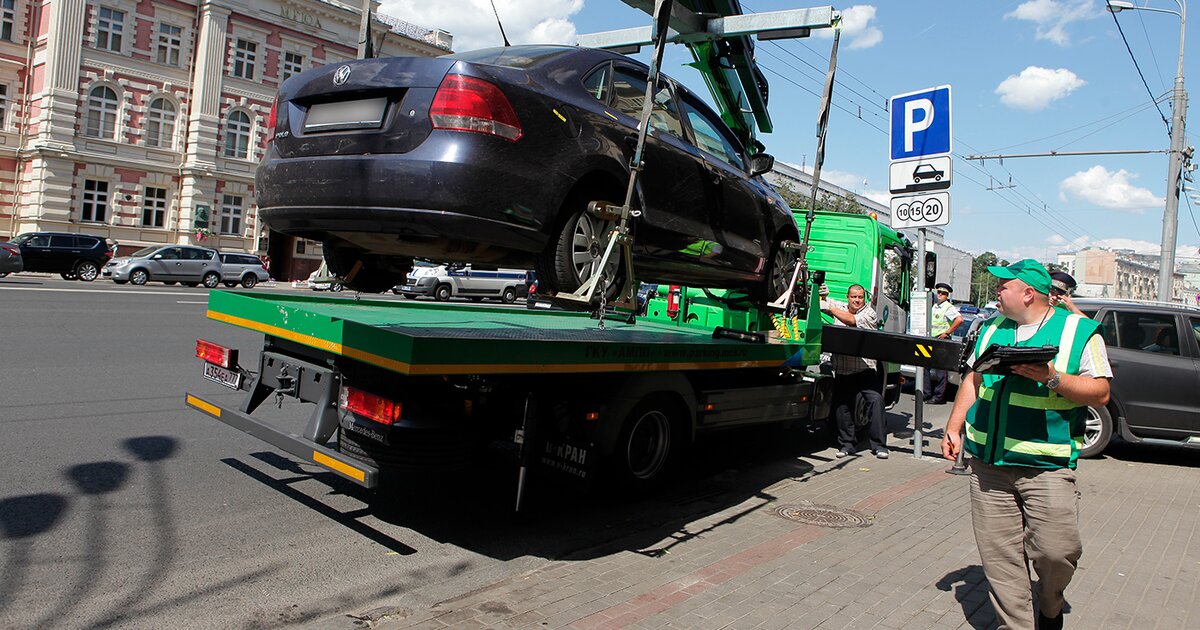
left=936, top=565, right=997, bottom=630
left=0, top=493, right=69, bottom=617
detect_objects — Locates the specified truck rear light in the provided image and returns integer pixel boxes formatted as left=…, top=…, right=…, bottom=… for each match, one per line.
left=196, top=339, right=237, bottom=369
left=430, top=74, right=522, bottom=141
left=339, top=386, right=401, bottom=426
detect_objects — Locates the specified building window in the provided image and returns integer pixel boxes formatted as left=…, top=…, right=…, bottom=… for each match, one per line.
left=220, top=194, right=243, bottom=235
left=157, top=23, right=182, bottom=66
left=1, top=0, right=15, bottom=42
left=281, top=52, right=305, bottom=81
left=224, top=110, right=252, bottom=158
left=145, top=98, right=176, bottom=148
left=232, top=39, right=257, bottom=80
left=82, top=179, right=109, bottom=223
left=85, top=86, right=119, bottom=139
left=142, top=186, right=167, bottom=227
left=0, top=84, right=8, bottom=130
left=96, top=7, right=125, bottom=52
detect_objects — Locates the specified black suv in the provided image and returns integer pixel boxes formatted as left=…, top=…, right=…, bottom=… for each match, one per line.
left=1074, top=298, right=1200, bottom=457
left=9, top=232, right=113, bottom=281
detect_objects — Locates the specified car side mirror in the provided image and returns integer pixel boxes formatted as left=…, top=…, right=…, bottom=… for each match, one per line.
left=748, top=153, right=774, bottom=177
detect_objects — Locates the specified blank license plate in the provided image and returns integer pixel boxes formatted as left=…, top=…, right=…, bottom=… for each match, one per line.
left=203, top=362, right=243, bottom=390
left=304, top=97, right=388, bottom=131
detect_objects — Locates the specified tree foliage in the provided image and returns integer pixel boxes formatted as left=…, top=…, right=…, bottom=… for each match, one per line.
left=775, top=183, right=867, bottom=216
left=970, top=251, right=1010, bottom=305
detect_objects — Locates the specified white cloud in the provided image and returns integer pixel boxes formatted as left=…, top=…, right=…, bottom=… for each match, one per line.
left=995, top=66, right=1085, bottom=110
left=1059, top=165, right=1163, bottom=212
left=815, top=5, right=883, bottom=49
left=1005, top=0, right=1098, bottom=46
left=380, top=0, right=583, bottom=53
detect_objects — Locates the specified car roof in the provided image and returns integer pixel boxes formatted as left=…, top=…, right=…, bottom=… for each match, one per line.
left=1073, top=298, right=1200, bottom=314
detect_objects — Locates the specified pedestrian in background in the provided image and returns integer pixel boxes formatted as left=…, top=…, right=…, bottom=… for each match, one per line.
left=823, top=284, right=889, bottom=459
left=942, top=259, right=1111, bottom=630
left=1049, top=271, right=1084, bottom=316
left=927, top=282, right=963, bottom=404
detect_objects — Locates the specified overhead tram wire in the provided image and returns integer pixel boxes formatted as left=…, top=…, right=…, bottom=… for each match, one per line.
left=756, top=49, right=889, bottom=128
left=757, top=62, right=889, bottom=135
left=1135, top=8, right=1169, bottom=92
left=983, top=96, right=1167, bottom=154
left=762, top=40, right=890, bottom=116
left=1051, top=92, right=1173, bottom=151
left=1105, top=0, right=1171, bottom=132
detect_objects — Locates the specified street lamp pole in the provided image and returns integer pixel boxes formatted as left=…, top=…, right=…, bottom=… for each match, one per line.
left=1109, top=1, right=1188, bottom=302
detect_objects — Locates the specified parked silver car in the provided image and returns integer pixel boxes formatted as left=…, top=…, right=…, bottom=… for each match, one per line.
left=218, top=252, right=270, bottom=289
left=0, top=241, right=22, bottom=276
left=103, top=245, right=223, bottom=287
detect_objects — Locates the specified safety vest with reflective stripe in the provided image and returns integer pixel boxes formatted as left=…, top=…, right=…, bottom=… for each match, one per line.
left=931, top=300, right=956, bottom=337
left=963, top=309, right=1101, bottom=470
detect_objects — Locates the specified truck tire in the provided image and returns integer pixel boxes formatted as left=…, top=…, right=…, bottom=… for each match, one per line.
left=434, top=284, right=452, bottom=301
left=1079, top=405, right=1113, bottom=458
left=609, top=394, right=682, bottom=490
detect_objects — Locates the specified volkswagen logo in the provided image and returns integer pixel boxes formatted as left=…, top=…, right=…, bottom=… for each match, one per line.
left=333, top=65, right=352, bottom=86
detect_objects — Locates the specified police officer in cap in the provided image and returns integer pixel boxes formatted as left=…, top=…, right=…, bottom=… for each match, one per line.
left=927, top=282, right=964, bottom=404
left=1050, top=271, right=1084, bottom=316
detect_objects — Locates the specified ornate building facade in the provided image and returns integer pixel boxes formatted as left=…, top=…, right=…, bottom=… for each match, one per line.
left=0, top=0, right=448, bottom=280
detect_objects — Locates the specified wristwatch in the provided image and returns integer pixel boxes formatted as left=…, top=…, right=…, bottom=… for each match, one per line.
left=1046, top=370, right=1062, bottom=390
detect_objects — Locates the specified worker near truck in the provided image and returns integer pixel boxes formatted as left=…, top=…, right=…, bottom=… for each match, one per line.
left=1049, top=271, right=1085, bottom=317
left=926, top=283, right=963, bottom=404
left=942, top=259, right=1111, bottom=630
left=822, top=284, right=889, bottom=459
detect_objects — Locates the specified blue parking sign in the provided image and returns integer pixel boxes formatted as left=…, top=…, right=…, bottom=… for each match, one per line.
left=890, top=86, right=952, bottom=161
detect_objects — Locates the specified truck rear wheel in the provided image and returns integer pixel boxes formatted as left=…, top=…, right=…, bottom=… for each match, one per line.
left=610, top=395, right=682, bottom=490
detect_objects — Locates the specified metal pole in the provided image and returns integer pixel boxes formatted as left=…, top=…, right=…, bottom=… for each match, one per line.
left=356, top=0, right=372, bottom=59
left=913, top=227, right=926, bottom=458
left=1158, top=1, right=1187, bottom=303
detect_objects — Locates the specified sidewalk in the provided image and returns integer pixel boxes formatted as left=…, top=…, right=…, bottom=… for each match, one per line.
left=371, top=420, right=1199, bottom=629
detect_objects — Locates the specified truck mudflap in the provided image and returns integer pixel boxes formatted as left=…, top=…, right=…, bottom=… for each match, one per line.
left=184, top=393, right=380, bottom=488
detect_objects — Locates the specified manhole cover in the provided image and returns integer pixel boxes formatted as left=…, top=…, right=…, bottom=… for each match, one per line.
left=774, top=504, right=872, bottom=528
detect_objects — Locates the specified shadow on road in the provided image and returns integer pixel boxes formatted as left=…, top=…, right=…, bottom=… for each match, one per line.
left=936, top=565, right=997, bottom=630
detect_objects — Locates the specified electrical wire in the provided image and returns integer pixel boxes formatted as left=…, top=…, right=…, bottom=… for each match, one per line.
left=1105, top=0, right=1171, bottom=132
left=983, top=96, right=1166, bottom=154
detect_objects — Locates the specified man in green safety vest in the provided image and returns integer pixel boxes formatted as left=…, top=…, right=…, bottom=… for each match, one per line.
left=942, top=259, right=1111, bottom=630
left=927, top=282, right=964, bottom=404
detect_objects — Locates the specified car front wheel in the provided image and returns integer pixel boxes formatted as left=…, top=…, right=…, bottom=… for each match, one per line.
left=241, top=275, right=258, bottom=289
left=1079, top=405, right=1113, bottom=458
left=130, top=269, right=149, bottom=285
left=202, top=272, right=220, bottom=288
left=75, top=261, right=100, bottom=282
left=501, top=287, right=517, bottom=304
left=434, top=284, right=452, bottom=301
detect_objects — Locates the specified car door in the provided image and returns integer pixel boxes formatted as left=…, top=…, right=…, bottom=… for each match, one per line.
left=604, top=65, right=712, bottom=269
left=1100, top=309, right=1198, bottom=437
left=676, top=93, right=768, bottom=275
left=184, top=247, right=219, bottom=281
left=49, top=235, right=84, bottom=272
left=20, top=234, right=53, bottom=272
left=151, top=247, right=183, bottom=280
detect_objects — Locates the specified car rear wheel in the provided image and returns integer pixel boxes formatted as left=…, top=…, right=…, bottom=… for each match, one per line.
left=241, top=275, right=258, bottom=289
left=1079, top=405, right=1113, bottom=458
left=75, top=261, right=100, bottom=282
left=434, top=284, right=452, bottom=301
left=539, top=198, right=625, bottom=300
left=130, top=269, right=149, bottom=285
left=501, top=287, right=517, bottom=304
left=202, top=272, right=220, bottom=289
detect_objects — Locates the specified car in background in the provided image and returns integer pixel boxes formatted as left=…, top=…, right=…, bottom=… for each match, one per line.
left=219, top=252, right=270, bottom=289
left=307, top=264, right=343, bottom=292
left=103, top=245, right=223, bottom=287
left=7, top=232, right=112, bottom=281
left=394, top=263, right=529, bottom=303
left=256, top=45, right=796, bottom=299
left=1070, top=298, right=1200, bottom=457
left=0, top=241, right=22, bottom=276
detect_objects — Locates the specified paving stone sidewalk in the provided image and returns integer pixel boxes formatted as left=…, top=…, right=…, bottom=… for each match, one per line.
left=372, top=438, right=1199, bottom=630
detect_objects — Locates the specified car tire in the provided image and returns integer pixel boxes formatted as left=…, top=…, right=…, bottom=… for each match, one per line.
left=609, top=395, right=683, bottom=491
left=241, top=275, right=258, bottom=289
left=75, top=260, right=100, bottom=282
left=60, top=272, right=78, bottom=281
left=434, top=284, right=452, bottom=301
left=130, top=269, right=149, bottom=285
left=330, top=282, right=343, bottom=292
left=538, top=197, right=625, bottom=300
left=324, top=246, right=409, bottom=294
left=1079, top=405, right=1113, bottom=458
left=913, top=177, right=922, bottom=184
left=501, top=287, right=517, bottom=304
left=202, top=272, right=220, bottom=288
left=753, top=237, right=798, bottom=304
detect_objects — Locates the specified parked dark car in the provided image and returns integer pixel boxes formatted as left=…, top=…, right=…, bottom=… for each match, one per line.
left=0, top=241, right=22, bottom=276
left=1070, top=299, right=1200, bottom=457
left=8, top=232, right=112, bottom=281
left=256, top=45, right=796, bottom=297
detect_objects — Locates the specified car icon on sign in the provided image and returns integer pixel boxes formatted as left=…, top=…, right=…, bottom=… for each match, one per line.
left=912, top=164, right=944, bottom=183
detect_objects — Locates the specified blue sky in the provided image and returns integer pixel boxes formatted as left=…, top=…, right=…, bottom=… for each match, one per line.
left=385, top=1, right=1198, bottom=264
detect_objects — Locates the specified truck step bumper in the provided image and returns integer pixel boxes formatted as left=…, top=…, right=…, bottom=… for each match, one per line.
left=185, top=393, right=379, bottom=488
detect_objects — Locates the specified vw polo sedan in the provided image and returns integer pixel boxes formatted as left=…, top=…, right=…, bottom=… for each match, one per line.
left=257, top=45, right=797, bottom=297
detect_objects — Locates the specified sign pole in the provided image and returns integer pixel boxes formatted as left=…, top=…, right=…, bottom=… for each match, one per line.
left=913, top=227, right=927, bottom=459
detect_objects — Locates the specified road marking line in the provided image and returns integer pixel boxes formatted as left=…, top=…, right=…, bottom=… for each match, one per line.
left=0, top=286, right=204, bottom=297
left=176, top=300, right=207, bottom=304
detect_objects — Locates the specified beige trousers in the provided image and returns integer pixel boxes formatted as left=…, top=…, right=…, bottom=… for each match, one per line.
left=969, top=458, right=1082, bottom=630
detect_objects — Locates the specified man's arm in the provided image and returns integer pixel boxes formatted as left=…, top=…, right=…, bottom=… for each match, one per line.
left=1053, top=294, right=1086, bottom=316
left=824, top=303, right=859, bottom=327
left=1010, top=362, right=1110, bottom=407
left=942, top=370, right=980, bottom=460
left=940, top=315, right=965, bottom=339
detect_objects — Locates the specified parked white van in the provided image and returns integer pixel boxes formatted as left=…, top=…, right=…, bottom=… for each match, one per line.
left=394, top=262, right=530, bottom=303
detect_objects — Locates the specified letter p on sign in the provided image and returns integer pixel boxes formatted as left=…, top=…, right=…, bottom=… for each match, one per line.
left=890, top=86, right=951, bottom=161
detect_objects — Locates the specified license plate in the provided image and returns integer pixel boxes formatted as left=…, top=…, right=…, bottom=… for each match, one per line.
left=304, top=97, right=388, bottom=131
left=203, top=362, right=243, bottom=390
left=401, top=285, right=414, bottom=291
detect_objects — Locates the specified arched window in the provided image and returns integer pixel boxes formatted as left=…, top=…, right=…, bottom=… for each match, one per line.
left=85, top=86, right=119, bottom=139
left=224, top=110, right=251, bottom=158
left=145, top=98, right=176, bottom=148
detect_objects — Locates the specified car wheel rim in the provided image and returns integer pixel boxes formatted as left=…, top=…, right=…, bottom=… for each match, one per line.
left=132, top=271, right=147, bottom=284
left=78, top=264, right=98, bottom=281
left=1083, top=407, right=1103, bottom=448
left=769, top=247, right=795, bottom=299
left=626, top=410, right=670, bottom=480
left=571, top=213, right=614, bottom=284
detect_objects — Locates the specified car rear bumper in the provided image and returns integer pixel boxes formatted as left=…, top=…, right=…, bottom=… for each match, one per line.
left=0, top=259, right=21, bottom=273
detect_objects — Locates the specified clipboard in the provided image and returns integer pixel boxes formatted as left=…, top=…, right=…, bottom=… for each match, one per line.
left=972, top=344, right=1059, bottom=375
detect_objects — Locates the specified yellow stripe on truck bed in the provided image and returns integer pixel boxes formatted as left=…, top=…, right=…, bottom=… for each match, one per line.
left=312, top=451, right=366, bottom=482
left=186, top=394, right=222, bottom=418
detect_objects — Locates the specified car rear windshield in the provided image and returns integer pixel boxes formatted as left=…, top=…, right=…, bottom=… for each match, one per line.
left=442, top=45, right=572, bottom=68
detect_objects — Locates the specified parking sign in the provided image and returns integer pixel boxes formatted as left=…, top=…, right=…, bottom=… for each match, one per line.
left=890, top=86, right=952, bottom=161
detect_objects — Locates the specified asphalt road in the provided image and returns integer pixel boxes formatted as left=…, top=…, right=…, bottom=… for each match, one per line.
left=0, top=276, right=958, bottom=629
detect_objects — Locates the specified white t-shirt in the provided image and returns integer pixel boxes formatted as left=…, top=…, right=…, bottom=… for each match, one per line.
left=969, top=320, right=1113, bottom=379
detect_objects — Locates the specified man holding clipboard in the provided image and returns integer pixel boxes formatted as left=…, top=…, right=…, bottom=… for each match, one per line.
left=942, top=259, right=1112, bottom=630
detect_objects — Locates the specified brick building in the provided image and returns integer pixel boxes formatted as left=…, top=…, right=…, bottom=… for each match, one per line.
left=0, top=0, right=449, bottom=281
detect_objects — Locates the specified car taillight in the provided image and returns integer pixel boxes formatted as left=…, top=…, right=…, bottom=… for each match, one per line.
left=1, top=244, right=18, bottom=255
left=265, top=97, right=278, bottom=143
left=430, top=74, right=522, bottom=141
left=196, top=339, right=238, bottom=369
left=339, top=386, right=401, bottom=426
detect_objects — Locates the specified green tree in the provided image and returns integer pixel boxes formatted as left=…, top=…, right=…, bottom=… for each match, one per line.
left=775, top=183, right=867, bottom=215
left=971, top=251, right=1010, bottom=305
